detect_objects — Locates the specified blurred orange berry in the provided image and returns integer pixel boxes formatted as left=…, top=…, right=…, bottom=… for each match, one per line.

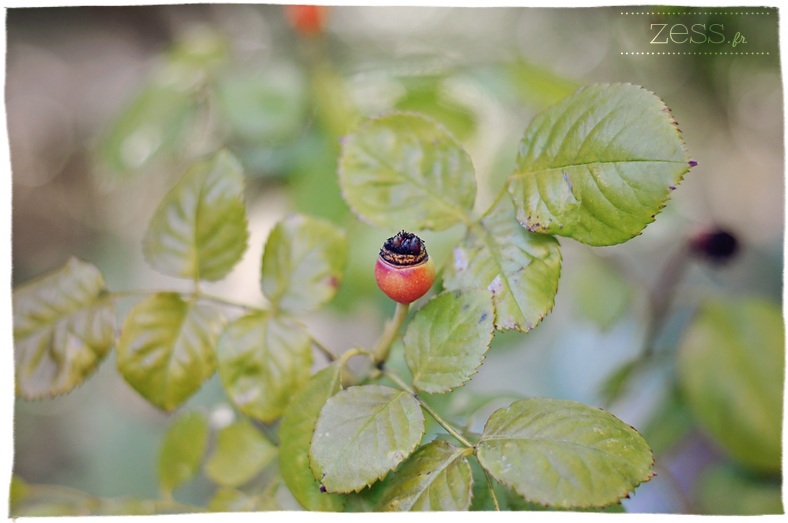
left=285, top=5, right=329, bottom=36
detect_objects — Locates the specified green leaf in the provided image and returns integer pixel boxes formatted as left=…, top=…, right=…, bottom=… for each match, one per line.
left=470, top=459, right=624, bottom=512
left=95, top=85, right=197, bottom=181
left=375, top=440, right=473, bottom=511
left=343, top=474, right=394, bottom=512
left=476, top=398, right=654, bottom=509
left=696, top=464, right=783, bottom=515
left=572, top=255, right=630, bottom=330
left=677, top=298, right=784, bottom=474
left=404, top=289, right=494, bottom=393
left=508, top=83, right=692, bottom=246
left=394, top=76, right=477, bottom=141
left=143, top=149, right=249, bottom=281
left=505, top=60, right=581, bottom=109
left=640, top=387, right=694, bottom=456
left=208, top=488, right=260, bottom=512
left=443, top=199, right=562, bottom=331
left=216, top=63, right=308, bottom=144
left=217, top=312, right=313, bottom=422
left=117, top=293, right=224, bottom=411
left=310, top=384, right=425, bottom=493
left=260, top=214, right=347, bottom=314
left=280, top=361, right=345, bottom=511
left=158, top=411, right=209, bottom=496
left=338, top=113, right=476, bottom=231
left=13, top=258, right=115, bottom=399
left=205, top=418, right=277, bottom=487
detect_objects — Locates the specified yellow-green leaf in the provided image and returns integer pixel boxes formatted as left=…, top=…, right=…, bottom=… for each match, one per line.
left=158, top=411, right=209, bottom=496
left=338, top=113, right=476, bottom=231
left=404, top=289, right=494, bottom=393
left=143, top=149, right=249, bottom=281
left=217, top=312, right=312, bottom=422
left=117, top=293, right=224, bottom=411
left=13, top=258, right=115, bottom=399
left=205, top=418, right=277, bottom=487
left=261, top=214, right=347, bottom=314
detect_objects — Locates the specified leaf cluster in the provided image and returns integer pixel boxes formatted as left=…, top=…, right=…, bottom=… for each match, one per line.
left=14, top=82, right=697, bottom=513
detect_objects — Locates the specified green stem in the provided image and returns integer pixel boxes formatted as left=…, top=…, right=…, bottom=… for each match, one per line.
left=198, top=293, right=266, bottom=313
left=371, top=302, right=410, bottom=364
left=381, top=370, right=474, bottom=448
left=311, top=339, right=336, bottom=362
left=381, top=369, right=414, bottom=393
left=417, top=399, right=475, bottom=449
left=482, top=468, right=501, bottom=511
left=109, top=290, right=265, bottom=313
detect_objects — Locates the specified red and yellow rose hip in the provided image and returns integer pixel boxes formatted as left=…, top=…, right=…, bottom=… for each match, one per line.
left=374, top=231, right=436, bottom=304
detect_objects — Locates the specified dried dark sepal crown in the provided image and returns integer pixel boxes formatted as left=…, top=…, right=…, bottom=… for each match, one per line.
left=375, top=231, right=436, bottom=303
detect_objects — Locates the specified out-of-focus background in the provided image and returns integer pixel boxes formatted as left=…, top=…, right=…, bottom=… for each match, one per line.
left=8, top=4, right=783, bottom=514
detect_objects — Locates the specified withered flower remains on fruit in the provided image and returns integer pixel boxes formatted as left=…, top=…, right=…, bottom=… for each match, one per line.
left=375, top=231, right=436, bottom=303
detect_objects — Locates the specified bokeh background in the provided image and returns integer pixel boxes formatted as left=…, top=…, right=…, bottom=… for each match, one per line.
left=8, top=4, right=783, bottom=514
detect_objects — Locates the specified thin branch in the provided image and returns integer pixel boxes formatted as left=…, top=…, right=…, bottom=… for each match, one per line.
left=416, top=396, right=475, bottom=449
left=108, top=289, right=266, bottom=313
left=311, top=338, right=336, bottom=362
left=371, top=302, right=410, bottom=364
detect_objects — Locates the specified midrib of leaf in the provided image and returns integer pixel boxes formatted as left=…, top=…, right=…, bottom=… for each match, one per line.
left=398, top=447, right=466, bottom=510
left=322, top=390, right=406, bottom=481
left=513, top=158, right=687, bottom=177
left=362, top=147, right=471, bottom=225
left=192, top=171, right=207, bottom=282
left=25, top=295, right=110, bottom=376
left=481, top=434, right=640, bottom=464
left=162, top=297, right=196, bottom=405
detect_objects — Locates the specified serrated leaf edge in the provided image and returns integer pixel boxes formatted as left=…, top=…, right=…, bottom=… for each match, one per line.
left=308, top=386, right=426, bottom=494
left=409, top=289, right=495, bottom=394
left=508, top=83, right=694, bottom=247
left=476, top=398, right=656, bottom=510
